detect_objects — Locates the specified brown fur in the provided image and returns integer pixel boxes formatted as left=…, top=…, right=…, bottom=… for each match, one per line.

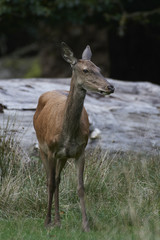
left=33, top=43, right=114, bottom=231
left=34, top=89, right=89, bottom=158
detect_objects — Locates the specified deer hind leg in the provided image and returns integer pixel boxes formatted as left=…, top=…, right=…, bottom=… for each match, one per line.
left=54, top=159, right=67, bottom=227
left=44, top=151, right=57, bottom=227
left=76, top=152, right=90, bottom=232
left=40, top=148, right=49, bottom=182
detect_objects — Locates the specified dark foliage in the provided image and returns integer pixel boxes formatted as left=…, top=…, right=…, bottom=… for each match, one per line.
left=0, top=0, right=160, bottom=83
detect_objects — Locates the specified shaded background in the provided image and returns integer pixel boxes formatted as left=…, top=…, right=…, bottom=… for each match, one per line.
left=0, top=0, right=160, bottom=84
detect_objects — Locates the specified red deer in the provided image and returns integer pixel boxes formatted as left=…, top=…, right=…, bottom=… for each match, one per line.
left=33, top=42, right=114, bottom=231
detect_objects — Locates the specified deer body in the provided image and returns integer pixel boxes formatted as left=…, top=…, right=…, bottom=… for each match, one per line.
left=33, top=43, right=114, bottom=231
left=34, top=88, right=89, bottom=159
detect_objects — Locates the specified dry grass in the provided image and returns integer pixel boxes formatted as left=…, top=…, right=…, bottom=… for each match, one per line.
left=0, top=125, right=160, bottom=239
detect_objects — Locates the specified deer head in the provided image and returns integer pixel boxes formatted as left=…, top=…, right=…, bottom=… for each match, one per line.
left=61, top=42, right=114, bottom=95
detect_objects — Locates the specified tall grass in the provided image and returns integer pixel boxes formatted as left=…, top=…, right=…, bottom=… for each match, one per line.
left=0, top=126, right=160, bottom=238
left=85, top=150, right=160, bottom=230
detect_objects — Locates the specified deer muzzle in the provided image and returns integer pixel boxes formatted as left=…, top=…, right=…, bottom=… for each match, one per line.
left=98, top=84, right=114, bottom=95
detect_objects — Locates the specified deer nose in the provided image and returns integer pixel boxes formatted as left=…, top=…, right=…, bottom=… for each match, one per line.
left=107, top=84, right=114, bottom=93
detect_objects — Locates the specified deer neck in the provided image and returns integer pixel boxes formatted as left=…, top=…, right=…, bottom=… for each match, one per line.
left=61, top=72, right=86, bottom=141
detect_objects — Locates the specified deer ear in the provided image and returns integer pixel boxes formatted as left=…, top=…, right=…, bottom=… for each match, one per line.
left=82, top=45, right=92, bottom=60
left=61, top=42, right=77, bottom=66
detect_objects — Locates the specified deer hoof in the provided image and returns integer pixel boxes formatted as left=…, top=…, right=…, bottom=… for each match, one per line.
left=54, top=221, right=61, bottom=228
left=83, top=222, right=90, bottom=232
left=44, top=217, right=52, bottom=228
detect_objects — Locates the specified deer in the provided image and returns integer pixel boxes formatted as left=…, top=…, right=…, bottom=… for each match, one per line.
left=33, top=42, right=114, bottom=232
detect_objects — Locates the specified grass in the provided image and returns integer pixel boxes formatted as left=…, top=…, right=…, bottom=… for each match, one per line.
left=0, top=126, right=160, bottom=239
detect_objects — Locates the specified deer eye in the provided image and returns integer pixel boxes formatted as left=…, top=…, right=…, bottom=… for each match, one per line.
left=83, top=69, right=89, bottom=73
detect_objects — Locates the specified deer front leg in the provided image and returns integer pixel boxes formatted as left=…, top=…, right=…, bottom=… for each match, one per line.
left=76, top=152, right=90, bottom=232
left=54, top=159, right=67, bottom=227
left=45, top=152, right=57, bottom=227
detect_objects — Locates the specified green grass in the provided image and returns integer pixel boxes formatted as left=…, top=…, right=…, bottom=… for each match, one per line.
left=0, top=127, right=160, bottom=239
left=0, top=218, right=143, bottom=240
